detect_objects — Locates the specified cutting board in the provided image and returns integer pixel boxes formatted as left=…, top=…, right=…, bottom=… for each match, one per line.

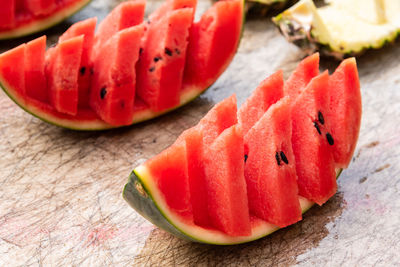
left=1, top=0, right=400, bottom=266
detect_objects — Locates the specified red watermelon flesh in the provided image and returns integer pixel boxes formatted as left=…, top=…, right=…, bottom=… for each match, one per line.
left=146, top=142, right=193, bottom=223
left=238, top=70, right=284, bottom=136
left=24, top=0, right=56, bottom=16
left=59, top=17, right=97, bottom=108
left=25, top=36, right=47, bottom=103
left=0, top=0, right=15, bottom=29
left=0, top=44, right=25, bottom=98
left=183, top=0, right=243, bottom=89
left=244, top=97, right=301, bottom=228
left=149, top=0, right=197, bottom=23
left=46, top=35, right=83, bottom=116
left=204, top=124, right=251, bottom=236
left=90, top=25, right=144, bottom=126
left=136, top=8, right=194, bottom=111
left=177, top=95, right=238, bottom=228
left=92, top=0, right=145, bottom=60
left=284, top=53, right=319, bottom=99
left=291, top=71, right=337, bottom=205
left=328, top=58, right=361, bottom=168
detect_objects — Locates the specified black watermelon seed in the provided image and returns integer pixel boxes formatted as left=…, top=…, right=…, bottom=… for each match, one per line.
left=139, top=48, right=144, bottom=55
left=149, top=66, right=155, bottom=72
left=318, top=111, right=325, bottom=125
left=326, top=133, right=334, bottom=145
left=244, top=154, right=248, bottom=163
left=280, top=151, right=289, bottom=165
left=80, top=67, right=86, bottom=75
left=154, top=56, right=162, bottom=62
left=147, top=19, right=151, bottom=25
left=100, top=87, right=107, bottom=99
left=314, top=122, right=321, bottom=135
left=165, top=48, right=173, bottom=56
left=175, top=48, right=180, bottom=55
left=275, top=152, right=281, bottom=166
left=90, top=68, right=94, bottom=75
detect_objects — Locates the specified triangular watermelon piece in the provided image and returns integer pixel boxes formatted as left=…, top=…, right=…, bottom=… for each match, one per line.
left=328, top=58, right=362, bottom=168
left=46, top=36, right=84, bottom=116
left=0, top=1, right=15, bottom=29
left=284, top=53, right=320, bottom=99
left=59, top=17, right=97, bottom=108
left=183, top=0, right=243, bottom=88
left=145, top=142, right=193, bottom=223
left=244, top=97, right=301, bottom=228
left=25, top=36, right=47, bottom=103
left=0, top=44, right=25, bottom=99
left=92, top=0, right=145, bottom=60
left=90, top=24, right=144, bottom=126
left=203, top=124, right=251, bottom=236
left=177, top=95, right=238, bottom=228
left=149, top=0, right=197, bottom=22
left=238, top=70, right=284, bottom=136
left=291, top=71, right=337, bottom=205
left=136, top=8, right=194, bottom=111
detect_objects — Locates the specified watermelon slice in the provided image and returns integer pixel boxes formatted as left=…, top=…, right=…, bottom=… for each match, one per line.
left=59, top=17, right=97, bottom=108
left=0, top=0, right=244, bottom=130
left=91, top=0, right=145, bottom=61
left=0, top=0, right=92, bottom=40
left=46, top=36, right=84, bottom=116
left=136, top=8, right=194, bottom=111
left=244, top=97, right=301, bottom=228
left=123, top=55, right=361, bottom=245
left=90, top=25, right=145, bottom=126
left=327, top=58, right=362, bottom=168
left=291, top=71, right=337, bottom=205
left=238, top=70, right=284, bottom=135
left=25, top=36, right=47, bottom=103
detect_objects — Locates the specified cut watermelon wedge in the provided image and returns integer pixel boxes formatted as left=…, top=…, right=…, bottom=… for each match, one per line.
left=0, top=0, right=92, bottom=40
left=123, top=54, right=361, bottom=245
left=0, top=0, right=244, bottom=130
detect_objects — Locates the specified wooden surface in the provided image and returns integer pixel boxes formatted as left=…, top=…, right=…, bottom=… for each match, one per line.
left=1, top=0, right=400, bottom=266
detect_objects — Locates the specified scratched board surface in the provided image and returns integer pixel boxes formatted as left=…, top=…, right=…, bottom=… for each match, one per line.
left=1, top=0, right=400, bottom=266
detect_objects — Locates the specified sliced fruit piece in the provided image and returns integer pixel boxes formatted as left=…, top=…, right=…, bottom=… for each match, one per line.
left=291, top=72, right=337, bottom=205
left=244, top=97, right=301, bottom=228
left=179, top=95, right=238, bottom=228
left=46, top=35, right=84, bottom=116
left=136, top=8, right=194, bottom=111
left=203, top=124, right=251, bottom=236
left=92, top=0, right=145, bottom=60
left=284, top=53, right=319, bottom=98
left=273, top=0, right=400, bottom=58
left=59, top=17, right=97, bottom=108
left=123, top=56, right=360, bottom=244
left=238, top=70, right=284, bottom=135
left=327, top=58, right=362, bottom=168
left=0, top=44, right=26, bottom=98
left=90, top=25, right=144, bottom=126
left=25, top=36, right=47, bottom=103
left=149, top=0, right=197, bottom=23
left=0, top=0, right=244, bottom=130
left=143, top=141, right=193, bottom=223
left=0, top=0, right=92, bottom=40
left=183, top=0, right=244, bottom=89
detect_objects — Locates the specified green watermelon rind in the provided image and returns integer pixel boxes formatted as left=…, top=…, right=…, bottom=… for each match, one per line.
left=123, top=165, right=343, bottom=245
left=0, top=75, right=205, bottom=130
left=0, top=0, right=92, bottom=40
